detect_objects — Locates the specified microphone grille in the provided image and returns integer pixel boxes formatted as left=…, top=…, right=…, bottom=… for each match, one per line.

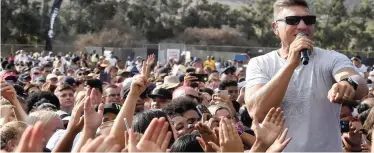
left=297, top=32, right=306, bottom=37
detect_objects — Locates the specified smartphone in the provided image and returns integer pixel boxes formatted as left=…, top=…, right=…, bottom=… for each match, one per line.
left=196, top=104, right=213, bottom=120
left=340, top=120, right=350, bottom=133
left=190, top=74, right=208, bottom=82
left=215, top=89, right=229, bottom=97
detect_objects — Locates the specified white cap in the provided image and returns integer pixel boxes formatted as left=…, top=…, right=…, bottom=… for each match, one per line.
left=46, top=74, right=58, bottom=80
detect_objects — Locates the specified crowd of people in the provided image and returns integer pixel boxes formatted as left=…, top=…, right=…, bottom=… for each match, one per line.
left=1, top=0, right=374, bottom=152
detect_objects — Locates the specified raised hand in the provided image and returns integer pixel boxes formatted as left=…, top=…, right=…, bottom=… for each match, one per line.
left=183, top=73, right=198, bottom=86
left=146, top=54, right=155, bottom=76
left=251, top=107, right=287, bottom=152
left=15, top=122, right=44, bottom=152
left=128, top=117, right=172, bottom=152
left=266, top=128, right=292, bottom=152
left=342, top=122, right=362, bottom=152
left=130, top=60, right=150, bottom=96
left=1, top=80, right=17, bottom=102
left=0, top=80, right=27, bottom=122
left=66, top=99, right=84, bottom=133
left=79, top=135, right=121, bottom=152
left=207, top=118, right=244, bottom=152
left=0, top=105, right=15, bottom=124
left=195, top=121, right=218, bottom=152
left=83, top=88, right=104, bottom=130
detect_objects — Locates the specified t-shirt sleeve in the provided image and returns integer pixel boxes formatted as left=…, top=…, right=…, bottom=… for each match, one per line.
left=245, top=58, right=270, bottom=88
left=331, top=51, right=357, bottom=76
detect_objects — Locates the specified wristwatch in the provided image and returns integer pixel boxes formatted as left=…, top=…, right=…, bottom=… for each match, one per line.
left=340, top=77, right=358, bottom=90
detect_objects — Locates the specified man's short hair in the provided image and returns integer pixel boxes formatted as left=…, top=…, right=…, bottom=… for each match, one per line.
left=54, top=84, right=74, bottom=93
left=219, top=80, right=238, bottom=90
left=104, top=85, right=119, bottom=96
left=273, top=0, right=309, bottom=21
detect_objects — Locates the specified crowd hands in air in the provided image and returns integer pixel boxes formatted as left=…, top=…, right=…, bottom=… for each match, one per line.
left=0, top=55, right=293, bottom=153
left=0, top=54, right=371, bottom=153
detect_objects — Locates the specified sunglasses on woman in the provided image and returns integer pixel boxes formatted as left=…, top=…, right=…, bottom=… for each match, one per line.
left=276, top=15, right=316, bottom=25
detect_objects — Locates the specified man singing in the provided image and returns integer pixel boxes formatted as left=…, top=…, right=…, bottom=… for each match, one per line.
left=245, top=0, right=368, bottom=151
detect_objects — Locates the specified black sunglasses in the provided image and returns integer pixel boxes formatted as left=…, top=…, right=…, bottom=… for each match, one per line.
left=277, top=15, right=316, bottom=25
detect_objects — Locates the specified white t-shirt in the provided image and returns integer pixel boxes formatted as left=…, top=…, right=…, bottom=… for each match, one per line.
left=106, top=57, right=117, bottom=66
left=245, top=47, right=356, bottom=152
left=355, top=64, right=367, bottom=77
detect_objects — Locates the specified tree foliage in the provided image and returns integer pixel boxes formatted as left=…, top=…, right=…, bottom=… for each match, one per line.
left=1, top=0, right=373, bottom=52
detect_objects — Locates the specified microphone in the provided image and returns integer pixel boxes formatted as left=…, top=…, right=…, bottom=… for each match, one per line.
left=297, top=32, right=309, bottom=65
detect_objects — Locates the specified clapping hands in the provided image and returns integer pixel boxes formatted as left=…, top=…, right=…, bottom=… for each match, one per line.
left=206, top=118, right=244, bottom=152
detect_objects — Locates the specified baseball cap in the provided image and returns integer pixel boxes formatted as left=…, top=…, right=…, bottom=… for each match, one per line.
left=99, top=103, right=122, bottom=115
left=13, top=84, right=28, bottom=98
left=46, top=74, right=58, bottom=80
left=62, top=76, right=76, bottom=86
left=149, top=88, right=172, bottom=99
left=157, top=76, right=180, bottom=89
left=35, top=77, right=46, bottom=83
left=2, top=72, right=17, bottom=81
left=120, top=78, right=148, bottom=99
left=18, top=73, right=31, bottom=83
left=221, top=66, right=236, bottom=74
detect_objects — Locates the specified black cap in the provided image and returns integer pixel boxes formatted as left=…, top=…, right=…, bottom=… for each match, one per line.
left=149, top=88, right=172, bottom=99
left=103, top=103, right=122, bottom=115
left=13, top=84, right=28, bottom=98
left=221, top=66, right=236, bottom=74
left=62, top=76, right=76, bottom=86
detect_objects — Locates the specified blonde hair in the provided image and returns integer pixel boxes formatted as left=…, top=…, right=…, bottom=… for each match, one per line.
left=208, top=104, right=234, bottom=118
left=26, top=110, right=59, bottom=125
left=1, top=121, right=28, bottom=151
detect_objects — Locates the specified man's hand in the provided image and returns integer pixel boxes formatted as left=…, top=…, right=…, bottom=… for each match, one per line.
left=146, top=54, right=155, bottom=77
left=15, top=122, right=44, bottom=152
left=66, top=99, right=84, bottom=133
left=286, top=36, right=314, bottom=68
left=1, top=105, right=15, bottom=124
left=83, top=88, right=104, bottom=131
left=328, top=81, right=355, bottom=103
left=130, top=61, right=150, bottom=96
left=183, top=73, right=198, bottom=86
left=1, top=80, right=17, bottom=102
left=80, top=135, right=121, bottom=152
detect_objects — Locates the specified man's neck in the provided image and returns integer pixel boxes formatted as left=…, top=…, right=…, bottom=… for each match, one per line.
left=278, top=45, right=289, bottom=59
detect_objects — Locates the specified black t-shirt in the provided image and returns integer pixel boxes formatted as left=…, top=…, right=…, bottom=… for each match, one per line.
left=232, top=100, right=241, bottom=113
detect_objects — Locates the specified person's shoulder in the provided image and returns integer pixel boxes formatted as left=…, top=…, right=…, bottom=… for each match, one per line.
left=313, top=47, right=348, bottom=58
left=249, top=50, right=278, bottom=63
